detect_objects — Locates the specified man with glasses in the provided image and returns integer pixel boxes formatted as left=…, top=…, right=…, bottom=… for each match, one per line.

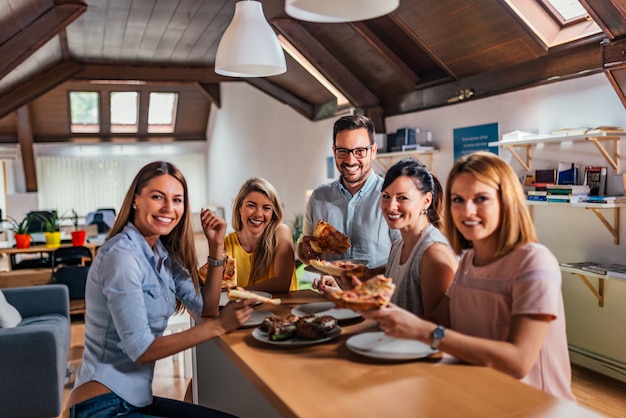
left=297, top=114, right=399, bottom=270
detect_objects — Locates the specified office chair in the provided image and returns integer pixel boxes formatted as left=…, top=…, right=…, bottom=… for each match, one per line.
left=52, top=265, right=90, bottom=315
left=51, top=246, right=93, bottom=269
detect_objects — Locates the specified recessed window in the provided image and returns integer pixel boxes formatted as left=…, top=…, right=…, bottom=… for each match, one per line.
left=148, top=92, right=178, bottom=133
left=538, top=0, right=588, bottom=26
left=110, top=91, right=139, bottom=133
left=70, top=91, right=100, bottom=133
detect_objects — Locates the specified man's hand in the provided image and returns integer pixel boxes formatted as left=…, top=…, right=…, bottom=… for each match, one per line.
left=297, top=235, right=321, bottom=264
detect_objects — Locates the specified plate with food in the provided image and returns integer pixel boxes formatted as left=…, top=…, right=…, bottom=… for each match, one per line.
left=219, top=288, right=275, bottom=307
left=252, top=314, right=341, bottom=347
left=305, top=259, right=368, bottom=275
left=291, top=301, right=361, bottom=321
left=327, top=275, right=396, bottom=311
left=309, top=220, right=350, bottom=254
left=346, top=331, right=438, bottom=360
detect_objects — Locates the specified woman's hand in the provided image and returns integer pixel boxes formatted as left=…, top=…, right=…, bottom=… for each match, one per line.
left=360, top=303, right=425, bottom=341
left=216, top=299, right=256, bottom=333
left=312, top=275, right=341, bottom=294
left=200, top=208, right=226, bottom=247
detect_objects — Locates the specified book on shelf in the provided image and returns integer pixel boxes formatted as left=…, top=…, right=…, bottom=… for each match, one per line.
left=607, top=267, right=626, bottom=280
left=580, top=263, right=626, bottom=275
left=551, top=127, right=590, bottom=136
left=583, top=166, right=607, bottom=196
left=527, top=190, right=548, bottom=196
left=586, top=126, right=624, bottom=135
left=527, top=194, right=548, bottom=202
left=546, top=194, right=588, bottom=203
left=501, top=130, right=537, bottom=142
left=535, top=169, right=556, bottom=190
left=547, top=184, right=590, bottom=195
left=560, top=261, right=601, bottom=270
left=556, top=162, right=579, bottom=185
left=584, top=195, right=626, bottom=204
left=401, top=144, right=434, bottom=152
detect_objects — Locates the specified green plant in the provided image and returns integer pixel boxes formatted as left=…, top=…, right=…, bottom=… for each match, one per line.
left=69, top=209, right=79, bottom=230
left=4, top=215, right=32, bottom=235
left=291, top=213, right=303, bottom=245
left=32, top=211, right=60, bottom=233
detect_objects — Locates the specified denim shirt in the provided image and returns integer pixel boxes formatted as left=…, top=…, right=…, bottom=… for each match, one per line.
left=304, top=171, right=399, bottom=268
left=74, top=223, right=203, bottom=407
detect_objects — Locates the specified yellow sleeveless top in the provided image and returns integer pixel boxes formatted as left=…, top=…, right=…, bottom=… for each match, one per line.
left=224, top=232, right=297, bottom=290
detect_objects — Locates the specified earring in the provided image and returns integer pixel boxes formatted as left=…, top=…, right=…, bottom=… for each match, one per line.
left=133, top=204, right=137, bottom=210
left=422, top=209, right=428, bottom=215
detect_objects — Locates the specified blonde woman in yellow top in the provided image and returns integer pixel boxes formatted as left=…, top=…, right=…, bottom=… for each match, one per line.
left=225, top=177, right=297, bottom=293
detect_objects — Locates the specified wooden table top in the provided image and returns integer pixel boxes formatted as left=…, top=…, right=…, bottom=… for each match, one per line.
left=0, top=242, right=96, bottom=255
left=209, top=290, right=599, bottom=418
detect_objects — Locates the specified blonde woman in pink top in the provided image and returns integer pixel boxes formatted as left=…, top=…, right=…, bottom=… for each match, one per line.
left=362, top=151, right=575, bottom=401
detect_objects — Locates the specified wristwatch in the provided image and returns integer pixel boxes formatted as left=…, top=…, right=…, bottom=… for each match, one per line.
left=430, top=325, right=445, bottom=350
left=207, top=255, right=225, bottom=267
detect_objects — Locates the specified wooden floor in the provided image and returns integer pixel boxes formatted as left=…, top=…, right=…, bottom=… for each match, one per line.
left=63, top=321, right=626, bottom=417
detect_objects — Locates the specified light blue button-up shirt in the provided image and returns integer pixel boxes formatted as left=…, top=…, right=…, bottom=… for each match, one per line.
left=74, top=223, right=203, bottom=407
left=303, top=171, right=399, bottom=268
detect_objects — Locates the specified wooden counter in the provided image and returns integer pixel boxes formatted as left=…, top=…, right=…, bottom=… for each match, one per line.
left=193, top=291, right=599, bottom=418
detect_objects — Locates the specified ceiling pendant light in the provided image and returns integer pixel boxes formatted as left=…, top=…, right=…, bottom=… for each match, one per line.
left=285, top=0, right=399, bottom=23
left=215, top=1, right=286, bottom=77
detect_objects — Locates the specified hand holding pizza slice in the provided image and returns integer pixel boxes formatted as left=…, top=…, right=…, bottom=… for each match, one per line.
left=309, top=259, right=367, bottom=279
left=326, top=275, right=395, bottom=311
left=309, top=220, right=350, bottom=255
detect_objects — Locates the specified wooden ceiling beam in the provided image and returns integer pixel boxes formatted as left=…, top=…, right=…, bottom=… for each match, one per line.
left=15, top=106, right=37, bottom=192
left=246, top=78, right=315, bottom=120
left=581, top=0, right=626, bottom=40
left=0, top=61, right=83, bottom=120
left=384, top=40, right=603, bottom=115
left=350, top=21, right=420, bottom=87
left=196, top=83, right=221, bottom=108
left=77, top=64, right=228, bottom=83
left=0, top=2, right=86, bottom=80
left=272, top=18, right=380, bottom=108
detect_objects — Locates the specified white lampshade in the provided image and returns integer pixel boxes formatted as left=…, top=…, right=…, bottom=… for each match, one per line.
left=215, top=1, right=286, bottom=77
left=285, top=0, right=399, bottom=23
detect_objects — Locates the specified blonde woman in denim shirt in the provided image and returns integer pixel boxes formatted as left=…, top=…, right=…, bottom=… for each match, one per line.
left=66, top=161, right=254, bottom=417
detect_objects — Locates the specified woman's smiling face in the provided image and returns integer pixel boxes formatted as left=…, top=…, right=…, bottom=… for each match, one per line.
left=239, top=191, right=274, bottom=234
left=449, top=172, right=501, bottom=250
left=132, top=174, right=184, bottom=246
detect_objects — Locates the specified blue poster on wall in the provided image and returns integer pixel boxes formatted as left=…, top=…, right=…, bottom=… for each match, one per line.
left=453, top=122, right=499, bottom=162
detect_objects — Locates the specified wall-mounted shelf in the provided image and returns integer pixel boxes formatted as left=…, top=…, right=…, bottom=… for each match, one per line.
left=488, top=132, right=626, bottom=171
left=560, top=266, right=606, bottom=307
left=374, top=149, right=438, bottom=173
left=527, top=201, right=626, bottom=245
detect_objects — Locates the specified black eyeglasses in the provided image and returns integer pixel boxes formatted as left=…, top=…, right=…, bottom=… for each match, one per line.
left=334, top=145, right=373, bottom=159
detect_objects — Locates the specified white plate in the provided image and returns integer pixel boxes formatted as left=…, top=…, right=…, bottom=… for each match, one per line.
left=291, top=301, right=361, bottom=321
left=219, top=290, right=272, bottom=306
left=346, top=331, right=438, bottom=360
left=252, top=326, right=341, bottom=347
left=241, top=310, right=273, bottom=328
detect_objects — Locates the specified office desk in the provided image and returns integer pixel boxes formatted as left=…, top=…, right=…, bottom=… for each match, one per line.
left=193, top=290, right=599, bottom=418
left=0, top=242, right=96, bottom=270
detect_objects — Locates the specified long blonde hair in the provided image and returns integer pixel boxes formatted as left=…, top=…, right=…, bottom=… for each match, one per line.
left=231, top=177, right=283, bottom=284
left=108, top=161, right=199, bottom=311
left=444, top=152, right=537, bottom=257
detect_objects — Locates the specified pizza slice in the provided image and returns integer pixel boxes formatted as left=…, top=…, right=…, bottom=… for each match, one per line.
left=310, top=220, right=350, bottom=255
left=228, top=287, right=281, bottom=305
left=222, top=256, right=237, bottom=289
left=327, top=275, right=395, bottom=311
left=197, top=255, right=237, bottom=289
left=309, top=259, right=366, bottom=279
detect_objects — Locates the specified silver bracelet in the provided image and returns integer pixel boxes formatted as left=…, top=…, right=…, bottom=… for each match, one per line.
left=207, top=255, right=225, bottom=267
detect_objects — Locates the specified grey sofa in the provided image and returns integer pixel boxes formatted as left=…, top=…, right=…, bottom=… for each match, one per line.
left=0, top=285, right=71, bottom=418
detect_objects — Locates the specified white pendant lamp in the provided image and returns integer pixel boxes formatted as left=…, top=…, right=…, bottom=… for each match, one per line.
left=285, top=0, right=399, bottom=23
left=215, top=1, right=286, bottom=77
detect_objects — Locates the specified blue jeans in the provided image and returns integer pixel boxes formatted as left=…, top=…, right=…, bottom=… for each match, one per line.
left=69, top=392, right=237, bottom=418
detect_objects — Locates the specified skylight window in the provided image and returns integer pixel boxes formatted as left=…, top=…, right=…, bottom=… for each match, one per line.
left=69, top=91, right=100, bottom=133
left=110, top=91, right=139, bottom=133
left=148, top=92, right=178, bottom=133
left=539, top=0, right=588, bottom=26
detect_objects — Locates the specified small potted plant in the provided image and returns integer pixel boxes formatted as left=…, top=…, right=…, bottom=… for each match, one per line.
left=33, top=211, right=61, bottom=248
left=4, top=215, right=33, bottom=249
left=69, top=209, right=87, bottom=246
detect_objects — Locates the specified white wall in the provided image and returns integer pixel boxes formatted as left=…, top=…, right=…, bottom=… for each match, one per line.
left=206, top=82, right=336, bottom=227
